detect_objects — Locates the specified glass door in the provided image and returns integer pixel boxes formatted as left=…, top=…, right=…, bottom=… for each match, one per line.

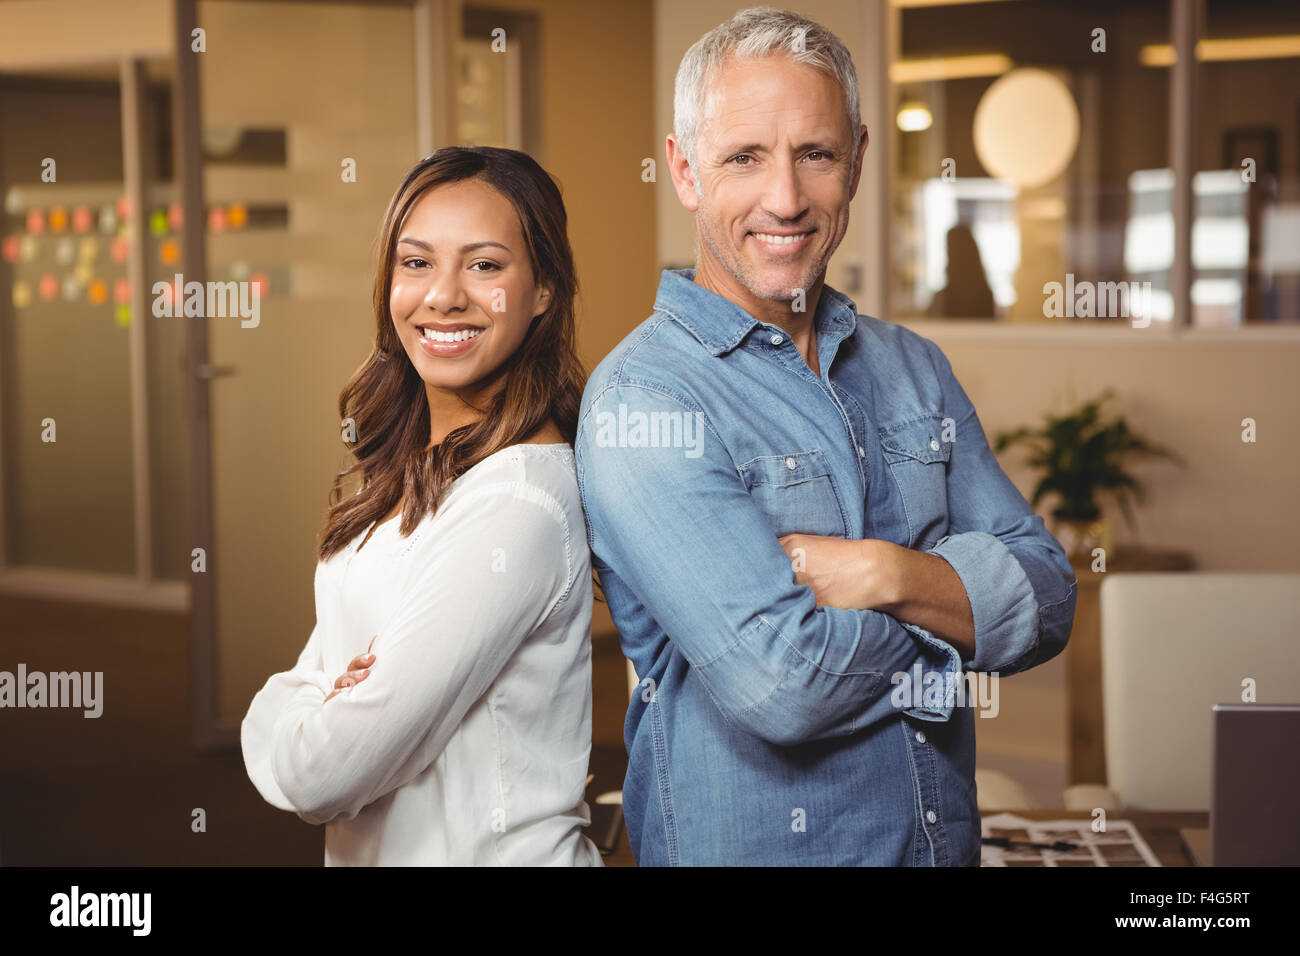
left=193, top=0, right=423, bottom=737
left=0, top=60, right=187, bottom=590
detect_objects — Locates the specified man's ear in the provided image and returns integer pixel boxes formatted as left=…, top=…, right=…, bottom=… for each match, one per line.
left=666, top=133, right=702, bottom=212
left=848, top=123, right=870, bottom=200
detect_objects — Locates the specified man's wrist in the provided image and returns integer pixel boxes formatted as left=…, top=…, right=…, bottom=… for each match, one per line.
left=858, top=538, right=906, bottom=610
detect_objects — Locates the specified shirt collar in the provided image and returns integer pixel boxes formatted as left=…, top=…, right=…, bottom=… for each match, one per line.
left=654, top=268, right=858, bottom=357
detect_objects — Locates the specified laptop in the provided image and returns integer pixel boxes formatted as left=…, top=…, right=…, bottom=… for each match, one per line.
left=1183, top=704, right=1300, bottom=866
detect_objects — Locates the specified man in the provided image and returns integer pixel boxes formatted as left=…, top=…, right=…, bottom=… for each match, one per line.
left=575, top=7, right=1076, bottom=865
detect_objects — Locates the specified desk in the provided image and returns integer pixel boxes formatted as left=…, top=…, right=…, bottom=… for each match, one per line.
left=990, top=809, right=1208, bottom=867
left=597, top=810, right=1209, bottom=867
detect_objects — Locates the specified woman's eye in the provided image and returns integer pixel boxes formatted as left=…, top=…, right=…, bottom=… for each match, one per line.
left=402, top=257, right=429, bottom=269
left=470, top=260, right=501, bottom=272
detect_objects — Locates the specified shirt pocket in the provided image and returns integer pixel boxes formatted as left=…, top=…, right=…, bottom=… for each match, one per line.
left=737, top=448, right=849, bottom=539
left=879, top=415, right=951, bottom=549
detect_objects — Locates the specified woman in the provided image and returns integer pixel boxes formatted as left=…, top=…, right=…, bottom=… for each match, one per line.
left=241, top=147, right=603, bottom=866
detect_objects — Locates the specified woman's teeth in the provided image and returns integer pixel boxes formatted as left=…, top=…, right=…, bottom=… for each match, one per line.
left=421, top=327, right=482, bottom=343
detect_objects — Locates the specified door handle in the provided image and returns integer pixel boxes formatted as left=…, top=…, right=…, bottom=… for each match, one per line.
left=197, top=364, right=237, bottom=379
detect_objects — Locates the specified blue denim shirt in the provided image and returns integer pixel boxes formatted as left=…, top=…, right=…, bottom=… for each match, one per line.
left=575, top=269, right=1077, bottom=865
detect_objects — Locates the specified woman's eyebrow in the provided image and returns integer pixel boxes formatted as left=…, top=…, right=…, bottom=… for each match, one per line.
left=396, top=237, right=511, bottom=254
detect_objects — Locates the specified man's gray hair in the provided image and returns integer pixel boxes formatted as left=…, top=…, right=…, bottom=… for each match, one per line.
left=673, top=7, right=862, bottom=190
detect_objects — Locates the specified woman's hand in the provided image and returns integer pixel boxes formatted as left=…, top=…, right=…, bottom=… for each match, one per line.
left=324, top=635, right=377, bottom=703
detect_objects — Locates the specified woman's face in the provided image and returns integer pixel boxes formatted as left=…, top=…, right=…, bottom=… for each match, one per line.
left=389, top=178, right=550, bottom=395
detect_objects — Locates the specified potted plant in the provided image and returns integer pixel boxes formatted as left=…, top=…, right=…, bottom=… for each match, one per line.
left=992, top=390, right=1184, bottom=559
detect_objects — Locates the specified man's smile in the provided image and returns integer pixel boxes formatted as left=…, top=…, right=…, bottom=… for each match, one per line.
left=748, top=229, right=814, bottom=254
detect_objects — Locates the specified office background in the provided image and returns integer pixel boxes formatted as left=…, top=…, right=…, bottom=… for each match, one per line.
left=0, top=0, right=1296, bottom=863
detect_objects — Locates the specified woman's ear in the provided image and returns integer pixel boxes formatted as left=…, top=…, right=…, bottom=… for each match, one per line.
left=532, top=283, right=553, bottom=320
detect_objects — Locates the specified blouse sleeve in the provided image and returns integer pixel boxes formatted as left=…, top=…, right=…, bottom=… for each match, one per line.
left=241, top=619, right=334, bottom=813
left=243, top=478, right=575, bottom=826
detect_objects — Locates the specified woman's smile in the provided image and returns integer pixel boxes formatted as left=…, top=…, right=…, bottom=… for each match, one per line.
left=414, top=322, right=487, bottom=357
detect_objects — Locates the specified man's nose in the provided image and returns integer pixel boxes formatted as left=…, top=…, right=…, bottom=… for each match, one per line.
left=761, top=157, right=807, bottom=222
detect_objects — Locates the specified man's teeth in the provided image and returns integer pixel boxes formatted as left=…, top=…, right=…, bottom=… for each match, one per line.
left=753, top=232, right=808, bottom=245
left=421, top=327, right=483, bottom=343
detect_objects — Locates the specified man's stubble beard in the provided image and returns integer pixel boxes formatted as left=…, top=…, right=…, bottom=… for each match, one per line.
left=696, top=200, right=834, bottom=304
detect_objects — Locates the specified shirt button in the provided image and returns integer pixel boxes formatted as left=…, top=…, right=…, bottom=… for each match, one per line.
left=915, top=730, right=927, bottom=744
left=929, top=439, right=940, bottom=451
left=926, top=809, right=937, bottom=824
left=784, top=456, right=797, bottom=470
left=769, top=333, right=783, bottom=346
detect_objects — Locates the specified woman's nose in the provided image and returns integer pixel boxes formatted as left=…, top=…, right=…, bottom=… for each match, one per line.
left=424, top=273, right=467, bottom=312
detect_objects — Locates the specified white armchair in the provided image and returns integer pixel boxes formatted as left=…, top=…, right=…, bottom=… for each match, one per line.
left=1060, top=572, right=1300, bottom=811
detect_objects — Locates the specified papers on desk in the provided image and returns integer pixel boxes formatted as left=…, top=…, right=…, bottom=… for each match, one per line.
left=981, top=812, right=1163, bottom=867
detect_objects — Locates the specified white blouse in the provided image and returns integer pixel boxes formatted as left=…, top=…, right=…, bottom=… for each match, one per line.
left=241, top=443, right=604, bottom=866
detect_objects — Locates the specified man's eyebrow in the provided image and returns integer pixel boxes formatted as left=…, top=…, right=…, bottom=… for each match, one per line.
left=714, top=140, right=842, bottom=156
left=396, top=237, right=512, bottom=253
left=795, top=141, right=840, bottom=154
left=718, top=142, right=766, bottom=156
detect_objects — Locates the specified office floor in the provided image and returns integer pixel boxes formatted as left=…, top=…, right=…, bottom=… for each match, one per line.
left=0, top=594, right=632, bottom=865
left=0, top=594, right=1068, bottom=864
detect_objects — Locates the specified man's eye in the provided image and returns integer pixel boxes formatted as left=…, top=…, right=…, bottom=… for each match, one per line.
left=730, top=154, right=753, bottom=166
left=805, top=151, right=832, bottom=162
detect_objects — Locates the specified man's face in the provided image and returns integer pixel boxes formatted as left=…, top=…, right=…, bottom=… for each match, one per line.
left=685, top=56, right=863, bottom=304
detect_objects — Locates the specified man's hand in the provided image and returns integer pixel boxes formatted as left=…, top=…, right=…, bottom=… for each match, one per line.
left=777, top=534, right=975, bottom=659
left=778, top=534, right=901, bottom=611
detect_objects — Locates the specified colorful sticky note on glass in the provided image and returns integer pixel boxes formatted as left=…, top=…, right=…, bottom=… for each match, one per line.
left=72, top=205, right=93, bottom=233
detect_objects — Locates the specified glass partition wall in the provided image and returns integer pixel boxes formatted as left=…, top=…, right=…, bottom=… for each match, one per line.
left=889, top=0, right=1299, bottom=325
left=0, top=0, right=526, bottom=748
left=0, top=60, right=188, bottom=599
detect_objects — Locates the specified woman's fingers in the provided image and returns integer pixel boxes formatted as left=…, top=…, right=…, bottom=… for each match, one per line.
left=324, top=671, right=365, bottom=702
left=333, top=668, right=370, bottom=690
left=347, top=637, right=379, bottom=672
left=323, top=642, right=378, bottom=703
left=347, top=651, right=376, bottom=671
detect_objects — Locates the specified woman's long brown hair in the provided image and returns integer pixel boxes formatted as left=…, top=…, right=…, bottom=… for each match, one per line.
left=317, top=147, right=585, bottom=562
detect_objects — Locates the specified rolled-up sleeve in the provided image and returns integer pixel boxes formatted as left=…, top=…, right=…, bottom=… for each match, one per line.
left=576, top=381, right=964, bottom=747
left=923, top=340, right=1078, bottom=675
left=240, top=480, right=572, bottom=825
